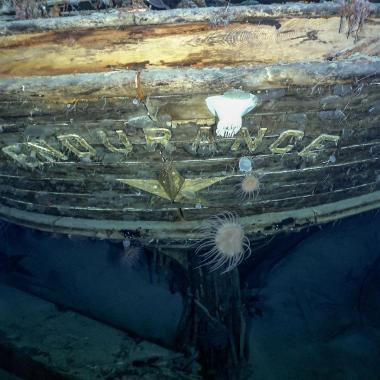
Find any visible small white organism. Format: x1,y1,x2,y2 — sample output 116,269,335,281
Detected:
206,89,258,138
239,156,252,173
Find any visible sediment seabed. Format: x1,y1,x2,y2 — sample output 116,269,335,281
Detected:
0,284,198,380
0,225,185,346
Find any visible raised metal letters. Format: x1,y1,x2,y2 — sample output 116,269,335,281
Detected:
231,127,267,152
191,127,217,155
57,134,96,158
2,141,67,169
97,130,132,156
299,134,340,159
143,128,174,153
270,130,304,154
1,126,340,169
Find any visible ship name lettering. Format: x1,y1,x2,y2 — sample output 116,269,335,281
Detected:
231,127,267,153
2,141,68,169
299,134,340,159
98,130,132,156
269,130,305,154
57,134,96,158
191,127,217,155
143,128,174,153
1,128,340,168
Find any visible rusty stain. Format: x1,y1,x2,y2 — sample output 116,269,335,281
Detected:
135,70,145,101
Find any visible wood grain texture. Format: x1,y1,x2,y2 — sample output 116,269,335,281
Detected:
0,3,379,77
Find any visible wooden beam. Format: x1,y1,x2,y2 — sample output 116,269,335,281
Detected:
1,61,380,101
2,3,380,33
0,189,379,244
0,3,379,78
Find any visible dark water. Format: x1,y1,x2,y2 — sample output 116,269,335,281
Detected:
244,211,380,380
1,210,380,379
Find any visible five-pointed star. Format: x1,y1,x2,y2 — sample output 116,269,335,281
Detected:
117,175,229,202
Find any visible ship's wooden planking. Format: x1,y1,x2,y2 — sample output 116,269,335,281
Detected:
0,3,380,76
0,3,380,246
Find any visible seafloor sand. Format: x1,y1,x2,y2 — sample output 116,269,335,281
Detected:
1,226,185,346
0,284,198,379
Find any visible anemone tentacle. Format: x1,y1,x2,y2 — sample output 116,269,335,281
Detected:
194,212,251,273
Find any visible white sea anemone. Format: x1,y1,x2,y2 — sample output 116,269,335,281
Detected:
206,90,258,138
195,212,251,273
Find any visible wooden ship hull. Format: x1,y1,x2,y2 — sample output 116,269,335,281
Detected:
1,2,380,250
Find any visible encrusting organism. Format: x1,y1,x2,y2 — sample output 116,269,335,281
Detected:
239,174,261,201
195,212,251,273
238,156,252,173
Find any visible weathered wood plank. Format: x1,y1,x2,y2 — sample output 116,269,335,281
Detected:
0,154,378,222
1,81,379,126
1,188,380,244
1,61,380,102
0,181,375,223
1,8,380,78
0,164,376,216
1,3,355,34
183,182,380,221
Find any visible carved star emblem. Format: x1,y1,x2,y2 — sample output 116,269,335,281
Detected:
117,165,229,202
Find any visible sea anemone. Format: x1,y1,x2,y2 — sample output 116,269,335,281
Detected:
206,90,258,138
239,174,261,200
195,212,251,273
